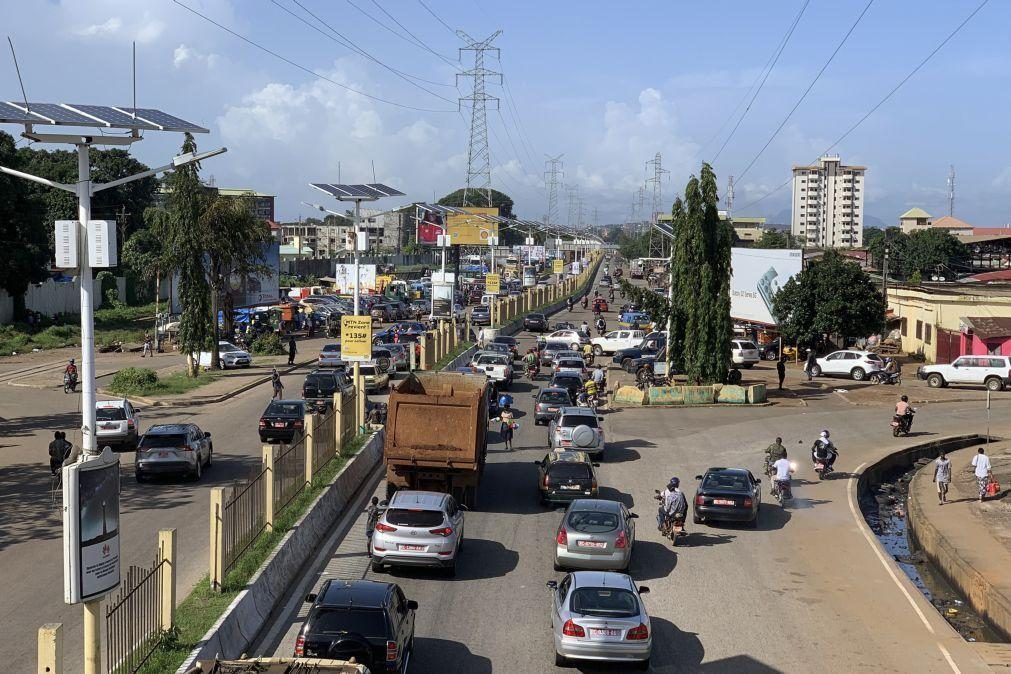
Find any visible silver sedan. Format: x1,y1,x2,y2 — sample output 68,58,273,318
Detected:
546,571,652,669
554,499,637,571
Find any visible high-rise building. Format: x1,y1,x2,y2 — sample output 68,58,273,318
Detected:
791,155,865,248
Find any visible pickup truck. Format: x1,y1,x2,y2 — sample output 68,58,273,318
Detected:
470,351,513,389
612,332,667,370
591,329,646,356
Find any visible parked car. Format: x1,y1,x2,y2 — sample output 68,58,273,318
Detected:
730,339,760,368
370,303,394,323
197,341,252,369
372,347,403,373
524,312,549,332
471,352,513,388
549,407,605,455
383,343,410,371
812,349,884,381
471,305,491,326
547,329,589,351
918,355,1011,391
370,490,465,576
546,571,652,669
135,423,212,482
302,368,353,413
592,330,646,356
318,343,344,368
492,335,520,360
693,467,761,526
259,399,307,443
360,363,390,393
554,499,637,571
758,337,784,361
618,312,650,328
534,387,573,425
536,451,599,505
296,579,417,672
94,399,141,451
550,372,584,401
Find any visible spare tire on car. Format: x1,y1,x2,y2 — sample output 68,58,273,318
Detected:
571,425,596,448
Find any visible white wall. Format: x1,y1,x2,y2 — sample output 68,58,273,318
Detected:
0,276,126,324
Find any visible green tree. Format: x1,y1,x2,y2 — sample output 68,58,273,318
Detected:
0,132,50,318
438,188,514,218
864,226,907,270
121,215,166,304
772,250,885,347
754,229,789,249
901,228,965,279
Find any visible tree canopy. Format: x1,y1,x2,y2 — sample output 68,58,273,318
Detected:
438,188,514,219
0,132,50,316
864,226,965,280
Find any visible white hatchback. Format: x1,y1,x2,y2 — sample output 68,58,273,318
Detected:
813,350,884,381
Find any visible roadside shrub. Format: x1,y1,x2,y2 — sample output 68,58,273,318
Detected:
109,367,159,395
250,332,285,356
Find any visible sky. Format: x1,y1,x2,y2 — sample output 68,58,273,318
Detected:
2,0,1009,229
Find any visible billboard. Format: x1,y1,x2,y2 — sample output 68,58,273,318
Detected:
730,248,803,325
63,449,121,603
416,208,444,245
227,241,280,308
485,273,501,294
431,270,455,319
333,263,377,295
447,207,499,246
341,316,373,361
514,245,546,262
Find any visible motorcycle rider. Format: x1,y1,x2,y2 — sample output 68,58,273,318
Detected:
582,341,594,365
811,429,838,471
595,316,606,336
764,437,787,477
883,357,901,384
591,364,605,388
522,348,539,377
657,477,688,531
581,295,589,310
567,297,574,312
894,395,913,432
64,359,78,380
580,320,590,336
772,452,795,498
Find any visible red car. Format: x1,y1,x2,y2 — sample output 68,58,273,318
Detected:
592,298,609,313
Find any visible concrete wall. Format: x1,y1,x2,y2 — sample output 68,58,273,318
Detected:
0,276,126,323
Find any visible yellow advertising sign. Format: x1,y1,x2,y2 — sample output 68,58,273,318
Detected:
485,273,501,294
552,259,564,274
446,207,499,246
340,315,373,361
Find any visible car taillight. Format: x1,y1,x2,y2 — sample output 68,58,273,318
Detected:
626,623,649,640
259,418,267,428
429,527,453,537
695,494,704,506
555,365,560,371
591,478,597,490
615,530,628,549
127,420,135,428
562,619,585,637
374,522,397,532
743,498,753,508
294,635,305,657
556,529,568,545
386,640,398,661
181,445,193,452
543,474,551,488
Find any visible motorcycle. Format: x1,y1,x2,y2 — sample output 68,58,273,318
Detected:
597,325,606,337
870,371,901,385
812,446,836,480
653,490,686,545
771,478,793,503
891,409,915,437
525,362,540,380
63,372,77,394
576,389,598,413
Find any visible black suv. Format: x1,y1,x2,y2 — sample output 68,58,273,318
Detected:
296,579,417,673
302,367,354,413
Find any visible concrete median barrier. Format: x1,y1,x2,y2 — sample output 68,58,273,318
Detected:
646,386,684,405
683,385,716,405
614,385,647,406
716,384,747,404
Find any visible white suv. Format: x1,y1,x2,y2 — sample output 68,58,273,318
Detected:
371,490,465,577
812,350,884,381
731,340,760,368
918,355,1011,391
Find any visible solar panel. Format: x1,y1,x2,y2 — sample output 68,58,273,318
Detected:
113,107,208,133
0,102,37,124
0,100,208,133
366,183,405,197
332,184,383,198
310,183,344,197
66,105,159,130
21,103,96,126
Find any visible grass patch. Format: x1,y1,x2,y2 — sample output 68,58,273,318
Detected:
107,367,217,398
0,302,157,357
435,341,474,370
137,434,369,674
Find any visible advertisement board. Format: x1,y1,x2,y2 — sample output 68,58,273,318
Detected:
63,449,121,604
514,244,546,262
485,273,501,294
340,315,373,361
416,208,444,245
447,207,499,246
333,263,377,295
227,241,280,308
431,270,455,319
730,248,803,325
571,261,582,275
522,265,537,288
552,259,564,274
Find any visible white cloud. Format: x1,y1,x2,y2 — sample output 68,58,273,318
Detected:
173,44,219,70
75,17,122,37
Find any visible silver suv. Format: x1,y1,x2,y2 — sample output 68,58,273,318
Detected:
371,490,466,577
135,423,213,482
549,407,605,456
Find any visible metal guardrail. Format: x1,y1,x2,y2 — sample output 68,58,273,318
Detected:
105,557,166,674
221,472,267,579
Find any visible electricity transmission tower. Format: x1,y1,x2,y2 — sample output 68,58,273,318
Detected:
544,154,564,226
456,30,502,208
566,185,580,227
645,153,669,257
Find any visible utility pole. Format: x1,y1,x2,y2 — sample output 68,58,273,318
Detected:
947,165,955,217
645,153,669,258
637,187,646,234
456,30,502,208
544,154,564,226
882,244,890,334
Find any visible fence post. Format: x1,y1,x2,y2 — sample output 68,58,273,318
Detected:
209,487,225,591
303,413,316,485
408,343,416,371
356,369,366,433
442,321,450,355
159,528,176,632
37,623,62,674
418,334,428,370
332,392,343,451
262,445,275,532
466,315,472,343
451,317,458,349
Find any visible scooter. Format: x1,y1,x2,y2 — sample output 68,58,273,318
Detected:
891,409,915,437
63,372,77,394
870,371,901,385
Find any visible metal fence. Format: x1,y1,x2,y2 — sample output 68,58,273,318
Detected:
220,471,267,579
337,390,358,451
313,409,338,474
105,556,166,674
274,436,307,514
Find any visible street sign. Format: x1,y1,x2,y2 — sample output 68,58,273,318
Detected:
552,259,564,274
63,448,121,604
341,315,373,361
486,273,501,294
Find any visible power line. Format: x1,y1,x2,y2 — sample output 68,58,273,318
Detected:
366,0,460,66
416,0,459,38
735,0,875,182
711,0,810,164
172,0,455,112
501,74,541,169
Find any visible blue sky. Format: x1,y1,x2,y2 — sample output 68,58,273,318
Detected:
3,1,1007,228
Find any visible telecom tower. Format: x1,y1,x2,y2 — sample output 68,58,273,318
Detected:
544,154,564,226
456,30,502,208
947,165,955,216
645,152,669,257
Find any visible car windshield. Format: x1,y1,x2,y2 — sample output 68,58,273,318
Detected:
478,355,509,366
539,391,570,404
218,343,240,353
140,433,187,448
544,343,565,353
570,588,639,618
557,360,584,369
702,472,749,491
305,373,334,388
568,510,618,533
96,407,126,421
266,402,303,416
548,463,592,480
311,608,389,637
360,366,378,376
553,375,581,387
866,354,883,362
738,341,757,350
559,415,598,428
386,508,444,527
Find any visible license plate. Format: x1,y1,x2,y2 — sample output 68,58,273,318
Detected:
560,485,579,490
273,422,286,428
714,498,735,506
398,544,425,551
589,628,620,637
100,423,116,429
577,541,606,548
547,407,558,412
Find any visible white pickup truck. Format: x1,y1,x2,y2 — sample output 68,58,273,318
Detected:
590,329,646,356
471,351,514,389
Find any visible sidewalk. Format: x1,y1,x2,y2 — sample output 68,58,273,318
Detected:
909,442,1011,641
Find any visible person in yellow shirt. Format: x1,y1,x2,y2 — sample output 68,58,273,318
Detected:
582,342,593,365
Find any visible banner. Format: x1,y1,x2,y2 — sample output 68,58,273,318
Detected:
416,208,443,245
333,263,377,295
514,244,546,262
485,273,501,294
431,270,455,319
63,449,121,603
552,259,564,274
341,316,373,361
447,207,499,246
730,248,803,325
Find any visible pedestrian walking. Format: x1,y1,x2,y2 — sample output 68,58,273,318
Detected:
48,431,71,475
804,349,818,382
499,404,515,451
776,356,787,390
365,496,381,557
971,446,992,502
933,451,952,505
287,336,297,365
271,367,284,400
142,332,152,357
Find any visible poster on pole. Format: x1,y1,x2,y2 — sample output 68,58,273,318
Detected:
340,316,373,361
571,261,582,275
333,264,377,295
730,248,802,325
552,259,564,275
485,273,501,295
63,449,121,604
431,270,455,319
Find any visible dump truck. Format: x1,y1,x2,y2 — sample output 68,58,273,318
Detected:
384,371,489,508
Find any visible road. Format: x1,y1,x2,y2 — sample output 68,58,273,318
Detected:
258,280,1002,673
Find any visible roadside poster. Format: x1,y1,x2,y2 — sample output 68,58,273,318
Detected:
485,273,501,294
552,259,564,274
333,264,377,295
63,449,121,604
341,316,373,361
431,270,455,319
446,207,499,245
730,248,802,325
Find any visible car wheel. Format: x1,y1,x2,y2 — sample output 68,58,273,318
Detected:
593,345,603,356
553,559,564,572
851,367,866,381
620,357,632,369
634,656,651,671
192,459,202,481
371,559,385,574
205,445,213,467
986,377,1004,392
135,471,145,483
765,351,779,361
555,652,568,667
218,358,226,370
570,343,580,351
810,364,822,377
692,511,702,525
927,373,944,388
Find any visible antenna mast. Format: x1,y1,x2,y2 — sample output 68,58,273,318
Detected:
645,152,669,257
947,165,955,217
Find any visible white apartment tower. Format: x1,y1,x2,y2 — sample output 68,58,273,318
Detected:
791,155,866,248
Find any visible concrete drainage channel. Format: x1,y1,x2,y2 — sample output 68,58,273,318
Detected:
858,434,1003,643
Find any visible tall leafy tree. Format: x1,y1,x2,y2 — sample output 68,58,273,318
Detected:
902,228,965,279
121,210,166,305
0,132,50,318
753,229,789,249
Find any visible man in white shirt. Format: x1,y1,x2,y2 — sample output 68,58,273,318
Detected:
772,452,794,501
933,451,952,505
972,447,992,502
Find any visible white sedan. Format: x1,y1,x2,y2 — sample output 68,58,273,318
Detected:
591,330,646,356
812,350,884,381
547,329,589,350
